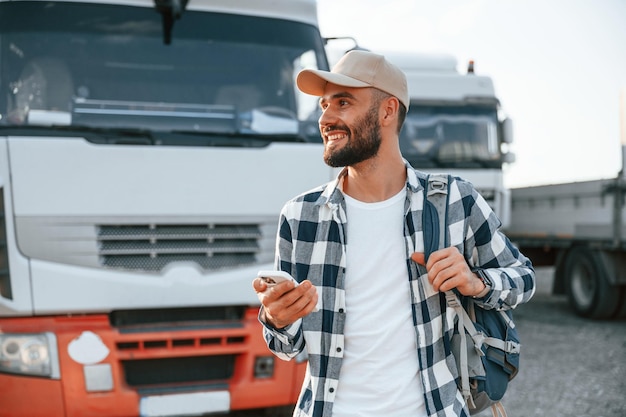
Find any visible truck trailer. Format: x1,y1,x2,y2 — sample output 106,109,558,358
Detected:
506,93,626,320
0,0,334,416
506,176,626,319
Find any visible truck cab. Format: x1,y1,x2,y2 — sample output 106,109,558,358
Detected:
0,1,332,416
386,52,514,227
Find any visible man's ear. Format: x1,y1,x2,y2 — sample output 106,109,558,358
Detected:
380,96,400,127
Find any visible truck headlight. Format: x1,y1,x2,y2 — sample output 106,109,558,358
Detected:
0,332,60,378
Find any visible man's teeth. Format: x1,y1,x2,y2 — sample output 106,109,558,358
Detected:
327,133,346,140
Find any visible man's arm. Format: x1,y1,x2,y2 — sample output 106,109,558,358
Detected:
412,179,535,310
252,211,316,359
461,185,535,309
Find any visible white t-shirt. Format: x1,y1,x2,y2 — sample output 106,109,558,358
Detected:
332,188,427,417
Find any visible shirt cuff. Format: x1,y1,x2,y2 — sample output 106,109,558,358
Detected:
258,307,302,343
472,269,493,300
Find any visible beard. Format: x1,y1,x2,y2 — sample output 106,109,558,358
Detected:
323,104,382,168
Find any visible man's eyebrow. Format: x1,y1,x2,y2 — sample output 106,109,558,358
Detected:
319,91,357,106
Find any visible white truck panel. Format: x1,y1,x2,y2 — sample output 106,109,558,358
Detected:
508,179,621,239
6,137,332,314
9,137,328,217
29,259,266,314
0,141,35,316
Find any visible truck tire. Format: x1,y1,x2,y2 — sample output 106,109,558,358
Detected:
614,290,626,319
564,246,621,319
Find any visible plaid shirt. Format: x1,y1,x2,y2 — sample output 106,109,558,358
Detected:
261,162,535,417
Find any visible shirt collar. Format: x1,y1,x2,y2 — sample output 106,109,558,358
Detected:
315,159,424,207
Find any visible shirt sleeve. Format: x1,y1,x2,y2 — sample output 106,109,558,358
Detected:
463,182,536,310
258,208,306,360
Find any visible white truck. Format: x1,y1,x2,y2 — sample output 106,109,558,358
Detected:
387,51,626,319
0,0,333,416
506,177,626,320
505,94,626,320
383,51,515,227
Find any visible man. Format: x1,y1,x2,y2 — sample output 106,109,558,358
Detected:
252,50,535,417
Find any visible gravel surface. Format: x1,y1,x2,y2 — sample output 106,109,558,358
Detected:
475,267,626,417
239,267,626,417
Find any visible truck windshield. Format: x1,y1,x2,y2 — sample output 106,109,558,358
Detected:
0,2,327,142
400,105,502,169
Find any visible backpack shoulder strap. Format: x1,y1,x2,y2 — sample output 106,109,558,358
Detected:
424,175,518,415
423,173,478,408
422,173,450,261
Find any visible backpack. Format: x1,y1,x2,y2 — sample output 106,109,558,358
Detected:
422,174,521,417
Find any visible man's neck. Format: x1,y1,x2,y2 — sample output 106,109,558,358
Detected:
343,156,406,203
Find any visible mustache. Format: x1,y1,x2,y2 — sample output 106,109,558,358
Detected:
323,124,350,134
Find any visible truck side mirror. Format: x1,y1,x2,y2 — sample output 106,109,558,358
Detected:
502,117,514,144
502,152,516,164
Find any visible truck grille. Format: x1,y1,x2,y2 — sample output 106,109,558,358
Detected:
98,224,261,271
110,306,246,329
111,307,243,389
122,355,236,388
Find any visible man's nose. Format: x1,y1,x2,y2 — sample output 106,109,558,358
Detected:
318,107,336,130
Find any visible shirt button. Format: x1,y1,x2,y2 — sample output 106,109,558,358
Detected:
339,308,344,313
329,388,335,393
336,347,342,353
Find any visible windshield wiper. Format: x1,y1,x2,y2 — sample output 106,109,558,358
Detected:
437,156,501,169
169,130,308,146
0,124,308,146
0,124,153,144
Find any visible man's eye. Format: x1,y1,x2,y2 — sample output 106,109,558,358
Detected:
339,100,349,106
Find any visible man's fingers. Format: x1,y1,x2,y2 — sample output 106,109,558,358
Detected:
411,252,426,266
437,274,461,292
412,249,457,268
252,277,268,292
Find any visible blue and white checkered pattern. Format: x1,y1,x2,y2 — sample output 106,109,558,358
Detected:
261,162,535,417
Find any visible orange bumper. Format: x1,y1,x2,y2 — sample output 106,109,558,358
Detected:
0,308,305,417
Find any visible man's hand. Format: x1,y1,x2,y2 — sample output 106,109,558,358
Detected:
411,247,487,297
252,277,318,329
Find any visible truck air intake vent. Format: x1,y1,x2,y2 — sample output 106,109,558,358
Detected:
122,354,235,387
110,306,246,329
97,224,261,272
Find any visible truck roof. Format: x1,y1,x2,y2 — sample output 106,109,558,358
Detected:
384,51,498,104
3,0,320,26
384,51,459,73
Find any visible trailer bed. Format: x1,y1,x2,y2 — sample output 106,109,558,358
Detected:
507,178,625,244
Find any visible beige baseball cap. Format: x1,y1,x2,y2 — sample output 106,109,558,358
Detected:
296,50,409,109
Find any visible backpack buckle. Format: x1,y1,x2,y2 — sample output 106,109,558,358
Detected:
505,341,521,354
445,291,460,308
427,175,449,197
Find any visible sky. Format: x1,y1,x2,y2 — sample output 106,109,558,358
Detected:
316,0,626,188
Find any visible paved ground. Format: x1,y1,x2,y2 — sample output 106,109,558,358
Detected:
475,267,626,417
243,267,626,417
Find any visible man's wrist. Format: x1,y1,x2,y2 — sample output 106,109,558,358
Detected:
260,308,287,330
473,271,491,298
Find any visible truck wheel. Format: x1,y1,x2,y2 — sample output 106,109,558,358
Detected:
613,289,626,319
564,246,620,319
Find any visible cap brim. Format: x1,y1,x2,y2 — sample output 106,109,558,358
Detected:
297,69,371,97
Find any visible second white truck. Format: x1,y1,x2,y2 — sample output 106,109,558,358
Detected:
384,51,515,227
